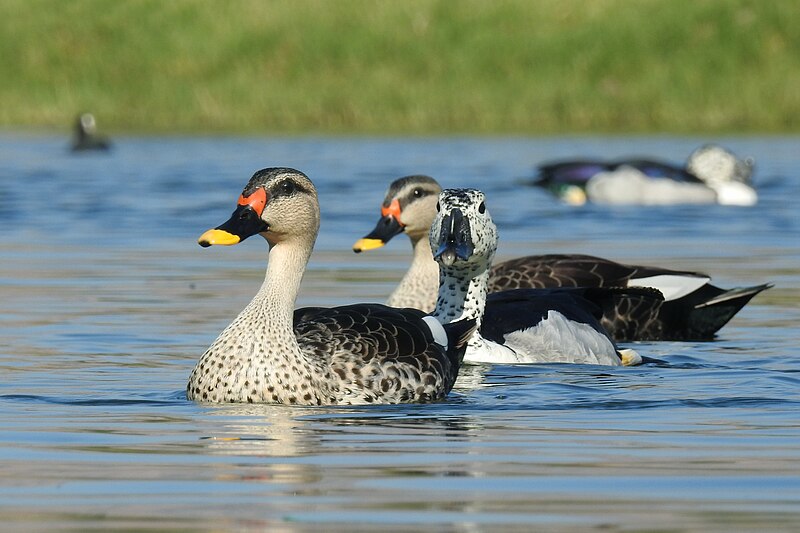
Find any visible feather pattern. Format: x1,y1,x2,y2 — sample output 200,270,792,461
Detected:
188,167,473,405
429,188,624,366
530,144,757,206
354,175,770,341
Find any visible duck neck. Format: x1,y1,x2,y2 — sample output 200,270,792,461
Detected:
387,234,440,312
432,263,490,329
260,239,310,311
235,238,313,361
189,235,325,404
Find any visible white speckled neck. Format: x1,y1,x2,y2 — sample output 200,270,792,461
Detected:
432,264,490,329
433,265,521,362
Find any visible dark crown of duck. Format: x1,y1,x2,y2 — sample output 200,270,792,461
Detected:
198,167,318,248
353,175,441,252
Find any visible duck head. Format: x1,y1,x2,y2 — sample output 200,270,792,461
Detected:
75,113,98,140
353,175,441,252
687,144,754,187
429,188,497,272
198,167,320,249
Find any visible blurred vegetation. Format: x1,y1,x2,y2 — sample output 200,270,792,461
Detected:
1,0,798,134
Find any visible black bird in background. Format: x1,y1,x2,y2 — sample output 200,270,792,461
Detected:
71,113,111,152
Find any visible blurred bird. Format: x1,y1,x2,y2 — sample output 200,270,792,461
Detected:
71,113,111,152
531,144,756,206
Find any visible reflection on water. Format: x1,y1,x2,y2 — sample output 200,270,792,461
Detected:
1,134,799,530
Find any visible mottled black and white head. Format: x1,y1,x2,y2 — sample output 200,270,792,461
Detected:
353,175,442,252
198,167,320,249
687,144,754,187
429,188,497,273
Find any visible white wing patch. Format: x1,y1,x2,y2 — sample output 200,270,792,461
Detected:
422,316,448,349
630,274,710,301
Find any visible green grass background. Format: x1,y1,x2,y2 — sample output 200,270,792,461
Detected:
1,0,798,134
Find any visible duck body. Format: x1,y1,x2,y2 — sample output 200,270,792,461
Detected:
188,168,473,405
478,288,642,365
490,254,771,341
190,301,470,405
532,144,757,206
71,113,111,152
354,175,770,341
429,188,630,367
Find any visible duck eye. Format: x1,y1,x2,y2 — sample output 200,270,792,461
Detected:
280,181,295,194
478,202,486,214
413,188,422,197
435,201,441,212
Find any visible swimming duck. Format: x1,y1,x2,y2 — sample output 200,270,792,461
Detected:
353,175,771,341
71,113,111,152
531,144,757,206
187,167,475,405
429,188,635,366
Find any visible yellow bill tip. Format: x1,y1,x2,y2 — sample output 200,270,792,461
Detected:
562,186,587,206
352,238,385,253
198,229,241,247
619,348,643,367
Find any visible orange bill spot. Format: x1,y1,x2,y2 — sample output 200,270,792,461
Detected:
237,187,268,216
380,198,402,224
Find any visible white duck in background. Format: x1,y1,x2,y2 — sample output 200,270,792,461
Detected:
428,188,639,366
353,175,770,341
531,144,757,206
188,167,474,405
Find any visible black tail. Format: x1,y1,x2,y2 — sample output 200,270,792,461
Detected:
443,318,477,369
662,283,772,340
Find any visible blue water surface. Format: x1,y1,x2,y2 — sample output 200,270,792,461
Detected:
0,134,798,531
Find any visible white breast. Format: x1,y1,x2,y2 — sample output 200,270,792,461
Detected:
587,167,717,205
464,310,621,366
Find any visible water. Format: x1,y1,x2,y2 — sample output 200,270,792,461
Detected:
1,134,798,531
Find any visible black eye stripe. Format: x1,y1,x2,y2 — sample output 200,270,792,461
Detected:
271,179,307,198
407,187,433,202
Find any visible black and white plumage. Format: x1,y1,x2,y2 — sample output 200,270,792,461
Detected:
429,188,634,366
353,175,770,341
490,254,771,341
71,113,111,152
530,144,757,206
187,167,474,405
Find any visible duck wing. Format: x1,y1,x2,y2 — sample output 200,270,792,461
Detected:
481,288,611,344
487,255,698,341
293,304,471,403
487,254,769,341
611,159,701,183
533,160,612,187
489,254,644,290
